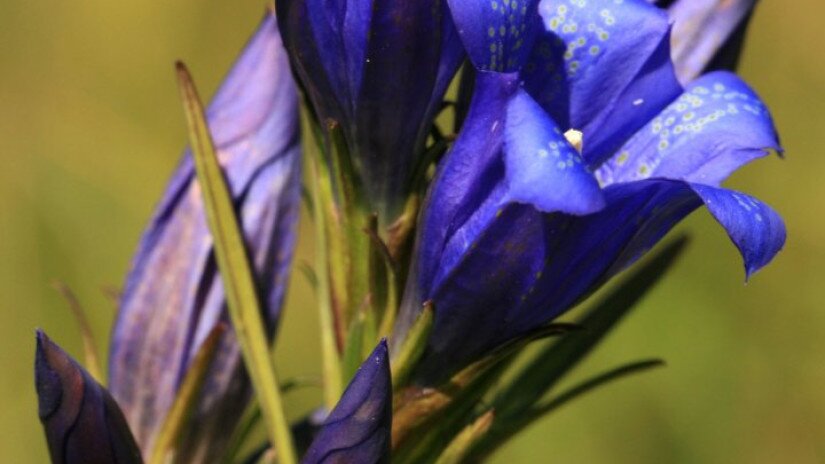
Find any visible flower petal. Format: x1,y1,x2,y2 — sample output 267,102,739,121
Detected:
416,73,603,296
447,0,541,72
597,72,780,186
690,184,785,277
503,88,604,214
108,13,301,461
525,0,681,166
36,331,142,464
665,0,757,83
303,340,391,464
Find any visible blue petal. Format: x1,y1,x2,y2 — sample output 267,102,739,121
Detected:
416,73,603,296
665,0,757,83
416,71,519,294
690,184,785,278
447,0,541,72
503,88,604,214
597,72,781,186
108,13,301,460
412,178,783,383
303,340,391,464
524,0,681,166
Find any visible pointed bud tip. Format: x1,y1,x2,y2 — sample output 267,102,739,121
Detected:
34,329,63,420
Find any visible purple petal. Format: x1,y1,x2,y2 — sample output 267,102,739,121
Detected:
597,72,781,186
690,184,785,277
525,0,682,166
303,340,391,464
665,0,758,83
416,72,603,298
108,12,301,461
447,0,542,72
503,88,604,214
36,330,142,464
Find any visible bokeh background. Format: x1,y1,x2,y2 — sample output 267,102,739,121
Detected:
1,1,822,462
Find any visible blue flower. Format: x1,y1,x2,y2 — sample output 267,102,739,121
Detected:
303,340,391,464
655,0,759,83
107,12,301,461
277,0,464,221
398,0,784,383
35,330,142,464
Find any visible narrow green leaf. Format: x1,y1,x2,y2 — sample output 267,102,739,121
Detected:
469,359,665,461
532,359,665,416
149,325,225,464
175,62,297,464
391,303,434,390
434,410,495,464
51,281,103,383
492,236,689,419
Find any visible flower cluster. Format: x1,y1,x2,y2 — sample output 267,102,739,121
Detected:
33,0,783,463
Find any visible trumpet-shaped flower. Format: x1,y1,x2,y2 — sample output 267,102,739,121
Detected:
107,12,301,461
277,0,464,221
399,0,784,383
35,330,142,464
303,340,391,464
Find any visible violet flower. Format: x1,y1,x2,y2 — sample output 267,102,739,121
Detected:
398,0,784,383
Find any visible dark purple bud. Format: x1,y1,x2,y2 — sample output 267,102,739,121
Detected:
35,330,142,464
107,11,301,461
277,0,464,222
303,340,391,464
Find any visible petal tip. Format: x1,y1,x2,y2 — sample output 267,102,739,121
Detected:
34,330,63,420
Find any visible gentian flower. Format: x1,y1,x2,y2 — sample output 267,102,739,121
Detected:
654,0,759,83
35,330,142,464
276,0,464,222
398,0,784,384
303,340,391,464
107,12,301,461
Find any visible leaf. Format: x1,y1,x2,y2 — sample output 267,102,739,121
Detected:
434,410,495,464
468,359,665,460
175,62,297,464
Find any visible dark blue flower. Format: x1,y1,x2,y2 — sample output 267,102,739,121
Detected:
277,0,464,221
35,330,143,464
303,340,391,464
107,12,301,461
399,0,784,383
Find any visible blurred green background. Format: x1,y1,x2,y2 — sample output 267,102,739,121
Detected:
1,1,822,462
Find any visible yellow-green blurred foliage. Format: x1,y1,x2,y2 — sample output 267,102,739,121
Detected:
1,2,822,462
